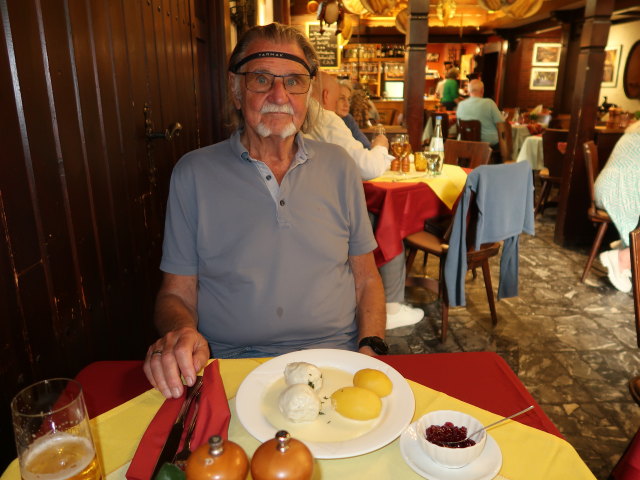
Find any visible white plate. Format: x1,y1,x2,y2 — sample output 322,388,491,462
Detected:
400,422,502,480
235,349,415,459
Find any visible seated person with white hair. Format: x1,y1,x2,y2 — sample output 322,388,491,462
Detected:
336,81,371,149
456,79,503,147
306,71,424,329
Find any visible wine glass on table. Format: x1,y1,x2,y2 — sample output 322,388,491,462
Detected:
11,378,104,480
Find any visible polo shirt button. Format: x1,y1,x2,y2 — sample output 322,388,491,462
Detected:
279,200,285,206
266,175,272,180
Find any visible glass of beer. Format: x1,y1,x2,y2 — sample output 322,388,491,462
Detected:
11,378,103,480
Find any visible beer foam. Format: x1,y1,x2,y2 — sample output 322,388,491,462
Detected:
21,433,95,480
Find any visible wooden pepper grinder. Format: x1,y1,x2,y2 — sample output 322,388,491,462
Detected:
185,435,249,480
250,431,314,480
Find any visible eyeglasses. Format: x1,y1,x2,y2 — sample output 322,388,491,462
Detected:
236,71,312,94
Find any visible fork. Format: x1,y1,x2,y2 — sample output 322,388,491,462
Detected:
173,389,202,468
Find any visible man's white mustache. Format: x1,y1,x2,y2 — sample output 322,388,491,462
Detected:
260,103,294,114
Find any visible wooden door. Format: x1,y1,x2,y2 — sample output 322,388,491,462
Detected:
0,0,227,465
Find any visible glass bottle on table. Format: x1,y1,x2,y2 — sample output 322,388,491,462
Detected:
428,117,445,176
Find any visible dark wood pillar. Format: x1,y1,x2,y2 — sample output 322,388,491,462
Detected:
405,0,429,152
551,19,571,115
554,0,613,246
273,0,291,25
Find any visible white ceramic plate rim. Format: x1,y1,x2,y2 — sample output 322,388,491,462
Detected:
399,421,503,480
235,349,415,459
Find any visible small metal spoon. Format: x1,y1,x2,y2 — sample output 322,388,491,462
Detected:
444,405,535,446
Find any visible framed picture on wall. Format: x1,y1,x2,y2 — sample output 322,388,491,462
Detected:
602,45,622,88
532,43,561,66
529,68,558,90
426,53,440,62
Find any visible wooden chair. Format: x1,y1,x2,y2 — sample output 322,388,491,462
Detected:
496,122,513,163
405,163,533,341
580,140,612,282
444,140,492,169
502,108,517,123
405,196,501,342
549,114,571,129
632,227,640,348
458,119,481,141
534,129,568,216
376,107,397,126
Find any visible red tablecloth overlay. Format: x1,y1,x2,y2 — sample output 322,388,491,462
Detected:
75,352,560,438
364,182,454,267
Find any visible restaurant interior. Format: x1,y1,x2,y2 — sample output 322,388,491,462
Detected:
1,0,640,478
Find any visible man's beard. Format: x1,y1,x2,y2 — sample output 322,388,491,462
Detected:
256,102,298,139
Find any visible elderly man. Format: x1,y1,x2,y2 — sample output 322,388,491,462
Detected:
144,23,387,399
309,71,424,330
456,79,503,146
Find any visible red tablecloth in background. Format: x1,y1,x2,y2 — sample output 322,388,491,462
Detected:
75,352,561,438
364,182,453,267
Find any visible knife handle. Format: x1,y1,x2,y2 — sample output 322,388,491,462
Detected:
176,376,204,426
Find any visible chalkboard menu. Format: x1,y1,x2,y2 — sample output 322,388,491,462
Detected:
307,23,339,68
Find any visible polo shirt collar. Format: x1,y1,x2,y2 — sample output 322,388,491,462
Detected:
229,129,313,166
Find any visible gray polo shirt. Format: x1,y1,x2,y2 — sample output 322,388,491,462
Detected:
160,131,377,358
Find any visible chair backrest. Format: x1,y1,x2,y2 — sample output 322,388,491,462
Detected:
444,139,492,169
376,107,397,126
502,108,517,123
458,119,481,141
582,140,599,210
630,227,640,348
496,122,513,162
549,114,571,129
541,128,568,179
427,111,450,140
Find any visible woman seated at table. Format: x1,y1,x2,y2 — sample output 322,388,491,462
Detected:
337,81,371,149
595,120,640,292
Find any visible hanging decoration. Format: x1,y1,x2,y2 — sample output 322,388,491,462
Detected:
342,0,369,15
316,0,346,34
436,0,456,26
359,0,396,17
476,0,544,19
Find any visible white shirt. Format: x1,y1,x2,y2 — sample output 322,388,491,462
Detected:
304,100,392,181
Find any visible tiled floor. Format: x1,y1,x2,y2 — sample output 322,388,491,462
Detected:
387,211,640,480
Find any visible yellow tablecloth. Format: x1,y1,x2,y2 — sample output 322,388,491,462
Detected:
369,164,468,210
2,358,595,480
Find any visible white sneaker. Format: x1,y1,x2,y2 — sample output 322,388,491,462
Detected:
599,250,632,293
386,303,424,329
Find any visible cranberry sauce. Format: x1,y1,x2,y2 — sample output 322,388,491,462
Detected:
425,421,476,448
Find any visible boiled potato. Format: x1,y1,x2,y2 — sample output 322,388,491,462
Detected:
353,369,393,397
331,386,382,420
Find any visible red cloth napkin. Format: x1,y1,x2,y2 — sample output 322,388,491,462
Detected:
126,360,230,480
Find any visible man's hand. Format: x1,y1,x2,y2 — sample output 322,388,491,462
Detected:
371,134,389,149
143,326,210,399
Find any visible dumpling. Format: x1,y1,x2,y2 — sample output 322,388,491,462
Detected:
284,362,323,391
278,384,321,422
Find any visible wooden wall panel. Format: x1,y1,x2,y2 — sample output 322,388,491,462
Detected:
501,33,562,110
0,0,228,467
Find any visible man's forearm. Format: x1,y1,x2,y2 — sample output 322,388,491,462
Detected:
154,292,198,335
350,253,387,340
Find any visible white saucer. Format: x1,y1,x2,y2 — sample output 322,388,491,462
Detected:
400,421,503,480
